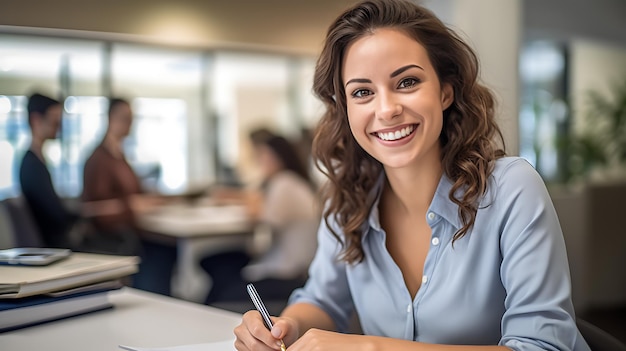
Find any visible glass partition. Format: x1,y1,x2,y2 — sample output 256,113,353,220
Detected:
0,35,104,198
109,44,205,194
0,34,320,200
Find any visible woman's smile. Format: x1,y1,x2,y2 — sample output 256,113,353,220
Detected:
372,123,418,144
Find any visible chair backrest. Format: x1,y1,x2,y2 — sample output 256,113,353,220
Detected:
0,200,16,249
577,317,626,351
2,196,44,247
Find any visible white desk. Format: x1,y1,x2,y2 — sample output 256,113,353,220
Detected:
0,288,242,351
137,203,255,302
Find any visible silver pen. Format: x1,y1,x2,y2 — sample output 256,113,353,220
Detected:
246,283,287,351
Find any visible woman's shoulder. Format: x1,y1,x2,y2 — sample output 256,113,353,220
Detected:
487,156,549,201
492,156,540,182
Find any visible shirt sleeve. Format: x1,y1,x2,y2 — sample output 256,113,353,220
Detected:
496,160,583,350
288,216,355,333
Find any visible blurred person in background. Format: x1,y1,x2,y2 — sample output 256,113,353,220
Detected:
19,93,80,248
82,98,143,255
82,97,176,295
200,130,320,306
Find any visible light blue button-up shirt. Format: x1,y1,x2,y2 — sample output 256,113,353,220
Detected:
289,157,590,350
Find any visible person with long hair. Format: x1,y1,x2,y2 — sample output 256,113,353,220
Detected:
200,130,319,306
234,0,590,350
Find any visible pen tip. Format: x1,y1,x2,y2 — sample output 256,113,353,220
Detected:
280,341,286,351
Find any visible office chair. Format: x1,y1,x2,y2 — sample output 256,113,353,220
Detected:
2,196,44,247
577,317,626,351
0,200,16,249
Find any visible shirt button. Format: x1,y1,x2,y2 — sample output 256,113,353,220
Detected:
406,304,412,313
427,212,435,220
422,275,428,284
431,237,440,246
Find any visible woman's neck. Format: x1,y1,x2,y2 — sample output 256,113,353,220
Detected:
383,160,443,217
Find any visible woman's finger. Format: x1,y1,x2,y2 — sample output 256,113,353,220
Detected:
234,311,283,350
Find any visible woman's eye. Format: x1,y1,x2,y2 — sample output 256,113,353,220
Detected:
398,77,419,89
352,89,372,98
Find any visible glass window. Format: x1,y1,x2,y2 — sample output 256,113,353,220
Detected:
129,97,187,194
212,52,292,184
519,41,569,182
0,34,104,198
0,95,28,199
111,44,205,193
0,33,320,200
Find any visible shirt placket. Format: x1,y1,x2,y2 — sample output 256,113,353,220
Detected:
373,226,416,340
409,210,444,340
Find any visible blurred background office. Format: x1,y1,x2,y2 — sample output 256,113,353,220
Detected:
0,0,624,340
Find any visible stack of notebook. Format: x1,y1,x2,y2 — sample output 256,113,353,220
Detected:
0,249,140,332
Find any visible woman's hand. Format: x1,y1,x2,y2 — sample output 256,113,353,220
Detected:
234,310,299,351
286,329,374,351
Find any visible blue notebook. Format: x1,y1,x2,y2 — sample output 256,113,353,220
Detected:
0,281,120,332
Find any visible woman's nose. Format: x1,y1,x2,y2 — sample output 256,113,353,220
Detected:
375,91,402,121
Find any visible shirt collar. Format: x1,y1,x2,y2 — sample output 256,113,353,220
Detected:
430,174,463,230
365,172,463,234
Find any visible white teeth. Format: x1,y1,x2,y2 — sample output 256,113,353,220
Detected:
376,125,415,141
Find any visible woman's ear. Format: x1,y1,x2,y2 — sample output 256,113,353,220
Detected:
441,83,454,111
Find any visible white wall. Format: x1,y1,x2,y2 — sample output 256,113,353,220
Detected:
569,40,626,134
424,0,521,155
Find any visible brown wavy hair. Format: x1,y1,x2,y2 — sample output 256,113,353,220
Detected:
312,0,505,264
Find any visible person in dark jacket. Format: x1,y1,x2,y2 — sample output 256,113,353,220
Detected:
19,93,78,248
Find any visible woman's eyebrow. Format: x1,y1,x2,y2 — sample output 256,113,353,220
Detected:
345,78,372,87
390,64,423,78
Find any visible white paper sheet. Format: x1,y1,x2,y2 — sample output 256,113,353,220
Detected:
119,339,235,351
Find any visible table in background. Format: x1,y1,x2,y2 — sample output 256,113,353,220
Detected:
137,202,256,302
0,287,242,351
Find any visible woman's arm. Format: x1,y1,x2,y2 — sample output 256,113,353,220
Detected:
280,302,337,338
274,303,510,351
287,331,511,351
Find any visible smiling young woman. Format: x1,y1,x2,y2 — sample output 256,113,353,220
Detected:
343,28,453,172
233,1,591,350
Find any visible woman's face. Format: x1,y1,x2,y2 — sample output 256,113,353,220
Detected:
342,28,453,171
256,144,283,178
